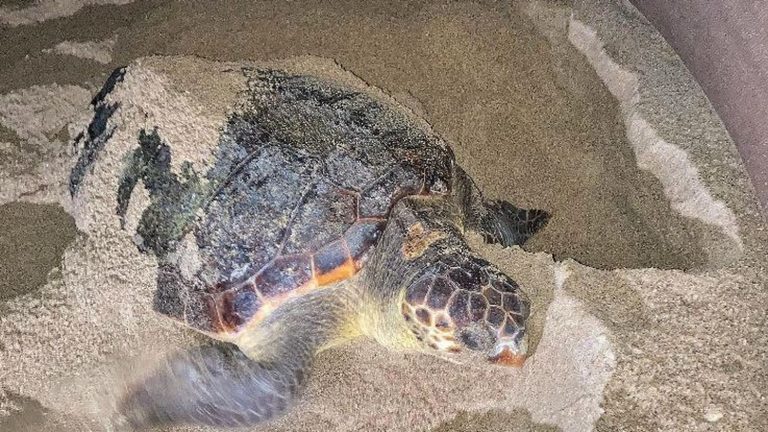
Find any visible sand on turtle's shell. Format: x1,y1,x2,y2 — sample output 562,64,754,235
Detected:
1,1,766,431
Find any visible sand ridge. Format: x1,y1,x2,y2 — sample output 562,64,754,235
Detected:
0,1,766,431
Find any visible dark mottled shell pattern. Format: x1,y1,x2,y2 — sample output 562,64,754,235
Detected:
137,69,455,335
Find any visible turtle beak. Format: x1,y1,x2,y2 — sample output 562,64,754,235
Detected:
488,333,528,368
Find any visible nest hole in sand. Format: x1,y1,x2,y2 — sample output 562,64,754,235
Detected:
418,9,710,271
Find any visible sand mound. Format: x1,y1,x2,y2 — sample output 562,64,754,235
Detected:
1,1,766,431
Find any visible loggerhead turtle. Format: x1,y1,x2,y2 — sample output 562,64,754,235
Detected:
99,66,551,428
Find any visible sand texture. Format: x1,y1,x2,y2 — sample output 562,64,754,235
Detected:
1,1,767,431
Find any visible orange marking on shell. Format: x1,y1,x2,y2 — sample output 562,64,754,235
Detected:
314,258,357,286
342,238,366,272
212,248,363,342
215,235,375,343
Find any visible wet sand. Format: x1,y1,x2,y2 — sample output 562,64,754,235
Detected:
1,1,766,431
0,203,77,301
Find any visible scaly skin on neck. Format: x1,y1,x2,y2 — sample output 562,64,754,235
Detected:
332,285,422,352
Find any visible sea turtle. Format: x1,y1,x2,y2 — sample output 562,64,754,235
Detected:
95,66,550,428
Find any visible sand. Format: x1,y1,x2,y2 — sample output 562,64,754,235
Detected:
0,203,77,301
0,1,766,431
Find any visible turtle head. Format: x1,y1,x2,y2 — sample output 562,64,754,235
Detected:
400,261,531,367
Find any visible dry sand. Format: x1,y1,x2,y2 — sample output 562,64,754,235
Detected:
0,1,766,431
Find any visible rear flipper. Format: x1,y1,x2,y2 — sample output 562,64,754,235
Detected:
475,200,550,247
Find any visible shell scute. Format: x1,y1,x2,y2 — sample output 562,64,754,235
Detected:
344,221,384,262
255,255,313,298
219,284,261,331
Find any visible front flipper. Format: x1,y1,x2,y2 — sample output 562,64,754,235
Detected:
116,287,350,429
117,344,304,428
452,165,550,247
476,200,550,247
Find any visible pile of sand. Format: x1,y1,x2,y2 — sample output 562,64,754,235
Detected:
1,1,766,431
